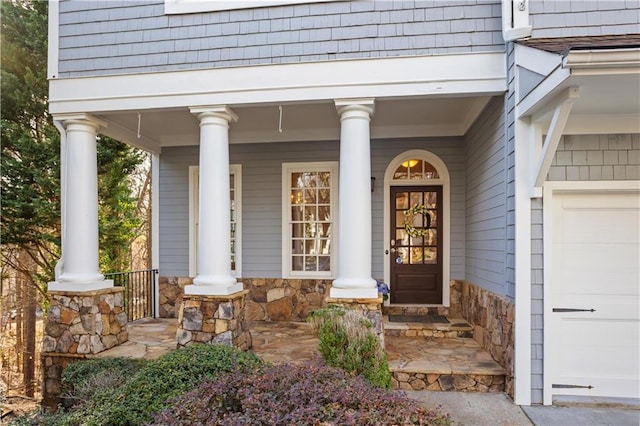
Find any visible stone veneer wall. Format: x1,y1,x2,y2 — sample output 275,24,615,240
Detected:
460,281,515,398
42,287,128,408
159,277,332,321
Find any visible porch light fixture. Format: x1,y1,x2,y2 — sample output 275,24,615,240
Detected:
371,176,376,192
401,159,419,168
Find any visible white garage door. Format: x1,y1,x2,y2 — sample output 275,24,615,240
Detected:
549,190,640,401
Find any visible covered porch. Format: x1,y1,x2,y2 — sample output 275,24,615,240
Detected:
93,316,507,393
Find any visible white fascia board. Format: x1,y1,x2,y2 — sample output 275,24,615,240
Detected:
49,53,506,114
48,0,60,80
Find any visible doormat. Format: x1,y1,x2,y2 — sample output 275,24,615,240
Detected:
388,315,449,324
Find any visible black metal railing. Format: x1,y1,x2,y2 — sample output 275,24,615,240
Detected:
105,269,158,321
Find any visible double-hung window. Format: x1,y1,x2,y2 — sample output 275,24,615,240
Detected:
189,164,242,277
282,162,338,278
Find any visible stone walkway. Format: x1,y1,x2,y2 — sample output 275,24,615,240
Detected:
92,317,177,360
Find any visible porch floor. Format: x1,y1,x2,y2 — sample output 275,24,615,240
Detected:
97,318,506,392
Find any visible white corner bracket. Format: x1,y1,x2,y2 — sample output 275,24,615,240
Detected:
530,87,580,197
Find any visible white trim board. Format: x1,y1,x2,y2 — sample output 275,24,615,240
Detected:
49,53,506,114
47,0,60,80
542,180,640,405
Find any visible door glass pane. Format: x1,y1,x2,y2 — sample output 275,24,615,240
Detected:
410,235,423,246
397,247,408,264
425,192,437,208
395,211,406,226
410,247,423,264
410,160,423,180
428,210,437,227
394,164,408,179
424,162,439,179
425,248,437,263
427,229,437,245
396,192,409,209
396,229,409,245
410,192,423,207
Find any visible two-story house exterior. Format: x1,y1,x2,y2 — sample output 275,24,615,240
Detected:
46,0,639,405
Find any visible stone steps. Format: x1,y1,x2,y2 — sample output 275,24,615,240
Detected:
383,315,474,338
383,311,506,393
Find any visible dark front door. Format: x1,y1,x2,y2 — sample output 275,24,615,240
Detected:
390,186,443,304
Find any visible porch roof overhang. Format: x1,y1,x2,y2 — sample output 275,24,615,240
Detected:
514,44,640,197
48,52,506,153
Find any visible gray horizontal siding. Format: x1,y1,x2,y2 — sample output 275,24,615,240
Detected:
159,137,467,280
57,0,504,77
529,0,640,38
463,96,508,298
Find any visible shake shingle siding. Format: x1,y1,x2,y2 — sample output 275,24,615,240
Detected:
57,0,504,77
529,0,639,38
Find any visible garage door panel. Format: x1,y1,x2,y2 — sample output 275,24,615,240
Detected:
561,209,640,244
550,189,640,401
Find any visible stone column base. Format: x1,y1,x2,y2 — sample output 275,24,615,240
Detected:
326,292,385,348
176,290,252,351
42,286,128,410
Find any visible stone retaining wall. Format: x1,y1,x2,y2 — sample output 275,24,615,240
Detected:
392,371,505,392
325,294,385,347
160,277,332,321
461,281,515,398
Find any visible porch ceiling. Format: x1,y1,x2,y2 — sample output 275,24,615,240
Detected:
96,95,493,152
518,48,640,135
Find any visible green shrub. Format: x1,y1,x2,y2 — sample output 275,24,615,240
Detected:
61,357,144,409
82,343,262,426
151,360,451,425
308,305,392,388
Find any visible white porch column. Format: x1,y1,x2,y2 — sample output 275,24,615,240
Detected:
49,114,112,292
331,99,377,299
186,106,242,295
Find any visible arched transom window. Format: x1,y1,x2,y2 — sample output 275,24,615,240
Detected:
393,159,439,181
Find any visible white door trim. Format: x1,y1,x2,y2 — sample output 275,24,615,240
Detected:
383,150,451,307
542,180,640,405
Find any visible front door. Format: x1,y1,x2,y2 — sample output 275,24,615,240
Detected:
390,186,443,304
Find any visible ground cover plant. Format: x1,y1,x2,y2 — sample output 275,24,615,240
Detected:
12,343,449,426
308,305,392,388
151,360,451,425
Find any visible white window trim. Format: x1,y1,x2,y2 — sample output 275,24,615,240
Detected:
165,0,334,14
383,150,451,307
189,164,242,278
282,161,338,279
502,0,532,41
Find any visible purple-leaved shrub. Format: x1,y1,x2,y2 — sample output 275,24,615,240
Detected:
150,360,451,426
